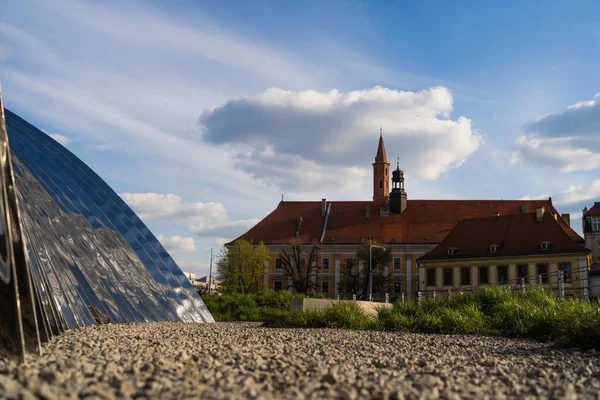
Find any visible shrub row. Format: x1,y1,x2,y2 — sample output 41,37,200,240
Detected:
202,288,600,349
290,287,600,349
202,290,296,322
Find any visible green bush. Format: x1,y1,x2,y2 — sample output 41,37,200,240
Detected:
204,288,600,350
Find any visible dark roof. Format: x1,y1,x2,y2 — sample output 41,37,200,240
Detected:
231,199,583,246
584,202,600,217
418,211,588,262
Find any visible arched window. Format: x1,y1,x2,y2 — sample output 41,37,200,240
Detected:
380,180,382,188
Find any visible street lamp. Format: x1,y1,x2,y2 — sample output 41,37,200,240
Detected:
368,236,387,302
208,248,215,295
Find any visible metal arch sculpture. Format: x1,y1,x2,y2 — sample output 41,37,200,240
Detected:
0,86,213,360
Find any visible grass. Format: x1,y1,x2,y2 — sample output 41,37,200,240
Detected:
203,287,600,350
202,290,298,322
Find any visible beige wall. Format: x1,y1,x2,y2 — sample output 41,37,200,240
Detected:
260,244,433,298
419,254,589,297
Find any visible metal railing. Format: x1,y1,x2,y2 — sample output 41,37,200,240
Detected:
328,265,600,304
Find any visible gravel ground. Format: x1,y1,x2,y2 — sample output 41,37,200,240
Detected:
1,322,599,399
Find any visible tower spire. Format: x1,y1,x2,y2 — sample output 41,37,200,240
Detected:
373,128,390,201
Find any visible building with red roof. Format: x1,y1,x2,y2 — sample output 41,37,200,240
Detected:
418,209,590,297
231,134,585,299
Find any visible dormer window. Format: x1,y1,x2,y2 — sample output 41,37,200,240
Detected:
489,244,499,254
447,247,457,256
540,241,551,250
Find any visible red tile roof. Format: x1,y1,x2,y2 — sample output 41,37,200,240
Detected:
418,211,588,262
584,202,600,217
232,199,583,246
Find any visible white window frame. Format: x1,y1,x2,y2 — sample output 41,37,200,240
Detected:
593,217,600,231
322,257,330,272
393,257,402,271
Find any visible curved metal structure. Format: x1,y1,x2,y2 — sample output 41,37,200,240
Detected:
0,88,213,359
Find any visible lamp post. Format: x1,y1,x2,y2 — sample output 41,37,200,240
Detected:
368,236,387,302
208,248,214,295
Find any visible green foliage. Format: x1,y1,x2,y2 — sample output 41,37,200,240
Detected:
202,290,292,322
204,287,600,350
216,239,270,294
289,303,373,329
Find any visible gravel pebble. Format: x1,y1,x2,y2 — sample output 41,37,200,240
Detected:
0,322,599,399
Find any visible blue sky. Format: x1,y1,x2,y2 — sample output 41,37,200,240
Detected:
1,0,600,277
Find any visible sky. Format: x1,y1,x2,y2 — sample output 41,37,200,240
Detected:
1,0,600,278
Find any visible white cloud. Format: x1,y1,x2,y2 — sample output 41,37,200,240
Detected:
157,235,197,252
120,192,260,239
0,44,10,60
520,179,600,207
519,193,551,201
200,86,481,187
94,144,111,151
512,92,600,172
553,180,600,206
177,260,209,277
215,238,228,247
48,133,70,146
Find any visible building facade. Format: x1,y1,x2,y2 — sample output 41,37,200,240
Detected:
230,134,584,300
418,209,590,297
583,203,600,268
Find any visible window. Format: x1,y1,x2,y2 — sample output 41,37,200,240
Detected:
537,263,548,284
460,267,470,286
274,281,283,292
489,244,499,254
593,217,600,231
447,247,457,256
498,265,508,283
479,266,489,285
517,264,527,280
321,281,329,295
275,258,282,269
443,268,453,287
380,180,383,188
559,262,572,283
345,257,353,271
393,281,402,294
540,241,550,250
393,257,402,271
426,268,436,287
322,257,330,272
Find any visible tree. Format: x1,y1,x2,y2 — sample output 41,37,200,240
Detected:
280,241,320,295
339,240,392,300
216,239,270,294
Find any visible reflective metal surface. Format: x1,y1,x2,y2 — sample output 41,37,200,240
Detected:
0,101,213,358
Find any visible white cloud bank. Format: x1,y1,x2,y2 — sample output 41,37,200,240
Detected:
200,86,481,190
512,92,600,172
48,133,70,146
157,235,197,252
521,179,600,206
120,192,259,239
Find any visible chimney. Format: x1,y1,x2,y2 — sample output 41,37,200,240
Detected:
535,206,544,222
295,216,303,237
520,203,526,214
365,205,370,217
321,199,326,217
561,213,570,227
595,201,600,208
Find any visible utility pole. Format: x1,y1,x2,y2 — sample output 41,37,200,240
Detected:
208,248,214,295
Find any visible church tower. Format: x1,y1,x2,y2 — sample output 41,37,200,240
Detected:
373,128,390,201
390,158,407,214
